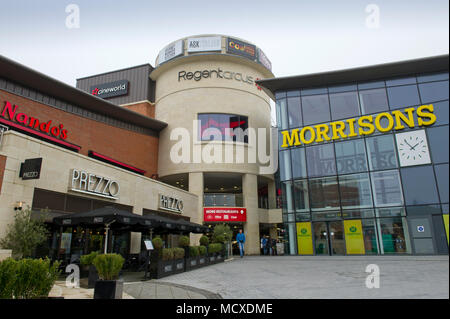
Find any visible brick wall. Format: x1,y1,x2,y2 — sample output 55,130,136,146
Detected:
122,101,155,118
0,90,159,177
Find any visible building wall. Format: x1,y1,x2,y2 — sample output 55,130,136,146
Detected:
0,90,159,177
0,131,199,251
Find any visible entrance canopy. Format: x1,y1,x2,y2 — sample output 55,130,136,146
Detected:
52,206,209,233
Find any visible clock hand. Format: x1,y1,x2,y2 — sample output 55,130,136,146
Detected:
403,139,414,148
410,143,420,150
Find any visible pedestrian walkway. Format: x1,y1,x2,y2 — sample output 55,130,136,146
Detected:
123,281,222,299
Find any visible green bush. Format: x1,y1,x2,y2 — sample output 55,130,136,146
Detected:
92,254,124,281
178,235,190,247
199,235,209,246
198,245,207,256
152,237,163,250
173,247,185,259
0,257,60,299
161,248,174,261
208,243,223,254
212,224,233,244
213,235,225,244
80,251,99,266
189,246,199,257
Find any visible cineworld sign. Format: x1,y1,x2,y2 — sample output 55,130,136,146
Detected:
90,80,129,99
70,169,120,200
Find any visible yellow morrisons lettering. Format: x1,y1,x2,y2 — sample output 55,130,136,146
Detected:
281,104,436,148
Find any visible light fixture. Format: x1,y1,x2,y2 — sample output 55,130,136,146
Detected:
14,201,24,211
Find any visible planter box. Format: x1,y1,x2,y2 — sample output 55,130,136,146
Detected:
173,259,185,275
186,256,200,271
94,280,123,299
150,259,175,279
87,265,99,289
198,255,208,267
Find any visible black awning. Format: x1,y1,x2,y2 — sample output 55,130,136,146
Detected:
143,213,209,233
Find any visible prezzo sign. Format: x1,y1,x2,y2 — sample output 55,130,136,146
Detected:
70,169,120,200
159,194,184,214
203,208,247,222
19,158,43,180
158,40,184,65
90,80,129,99
187,36,221,53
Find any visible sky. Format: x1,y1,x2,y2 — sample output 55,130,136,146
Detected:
0,0,448,87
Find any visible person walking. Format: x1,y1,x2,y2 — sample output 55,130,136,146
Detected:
262,236,268,255
236,229,246,258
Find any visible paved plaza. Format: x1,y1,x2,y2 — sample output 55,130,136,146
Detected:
124,255,449,299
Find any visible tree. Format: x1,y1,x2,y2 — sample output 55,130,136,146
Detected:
0,208,48,259
212,224,233,243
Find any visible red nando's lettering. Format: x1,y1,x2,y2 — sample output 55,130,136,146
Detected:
1,101,68,140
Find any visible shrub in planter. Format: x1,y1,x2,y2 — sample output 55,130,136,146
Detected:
80,251,99,267
172,248,185,274
198,245,207,256
152,237,163,250
0,257,60,299
173,248,185,259
92,254,124,299
80,251,99,287
199,235,209,246
189,246,199,258
198,246,208,266
161,248,174,261
178,236,190,247
213,235,225,244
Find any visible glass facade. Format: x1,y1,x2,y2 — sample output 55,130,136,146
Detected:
276,71,449,255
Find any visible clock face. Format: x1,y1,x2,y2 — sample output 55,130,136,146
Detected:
395,129,431,167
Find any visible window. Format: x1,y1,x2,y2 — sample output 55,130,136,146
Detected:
339,173,373,209
198,113,248,143
358,81,385,90
276,99,288,130
387,85,421,109
306,143,336,177
432,100,449,126
361,219,380,254
427,126,449,164
335,139,368,174
418,81,449,103
376,217,411,254
301,94,330,125
309,177,340,211
279,150,292,181
293,180,309,212
366,135,398,171
359,88,389,115
291,147,307,179
400,166,440,206
329,91,360,120
281,181,295,213
434,164,449,203
417,72,449,83
287,97,302,128
386,77,416,86
371,170,404,207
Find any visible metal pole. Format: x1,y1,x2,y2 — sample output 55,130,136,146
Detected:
104,226,109,254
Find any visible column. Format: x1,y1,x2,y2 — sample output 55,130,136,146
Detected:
189,172,204,245
242,173,260,255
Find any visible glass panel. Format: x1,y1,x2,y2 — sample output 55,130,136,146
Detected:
371,170,404,207
335,139,368,174
287,97,302,128
309,177,340,211
275,91,287,99
329,221,345,255
434,164,449,203
329,91,360,120
400,166,440,205
291,147,307,179
312,211,342,221
418,81,449,103
296,213,311,222
281,181,295,213
293,180,309,212
342,209,375,219
286,90,300,97
328,84,357,93
417,72,449,83
358,81,385,90
313,222,329,255
285,223,297,255
406,205,442,216
276,99,288,130
377,217,411,254
362,219,380,254
306,143,336,177
359,88,389,115
339,173,373,209
366,134,398,170
387,85,421,109
301,94,331,125
301,87,328,96
386,77,416,86
375,207,406,217
433,100,449,126
427,126,449,164
279,150,292,181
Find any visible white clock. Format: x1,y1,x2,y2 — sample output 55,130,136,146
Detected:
395,129,431,167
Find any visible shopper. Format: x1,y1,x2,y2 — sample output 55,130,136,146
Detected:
262,236,268,255
236,229,246,258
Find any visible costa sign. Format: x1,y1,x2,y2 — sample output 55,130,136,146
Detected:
70,169,120,200
1,100,68,140
204,208,247,222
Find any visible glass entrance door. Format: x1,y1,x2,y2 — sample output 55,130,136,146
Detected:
313,221,345,255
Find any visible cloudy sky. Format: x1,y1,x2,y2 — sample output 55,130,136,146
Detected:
0,0,448,87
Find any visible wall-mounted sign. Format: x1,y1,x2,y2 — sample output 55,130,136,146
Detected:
280,104,437,148
257,48,272,71
158,40,184,65
159,194,184,214
296,222,313,255
203,207,247,222
69,169,120,200
187,36,222,53
90,80,129,99
226,38,256,60
19,158,42,180
178,68,255,85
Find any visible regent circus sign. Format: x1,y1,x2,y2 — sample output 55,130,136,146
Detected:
204,207,247,222
178,68,255,86
1,100,68,140
281,104,436,148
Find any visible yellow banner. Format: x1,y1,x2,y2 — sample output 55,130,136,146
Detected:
344,220,365,255
443,215,449,245
296,222,313,255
